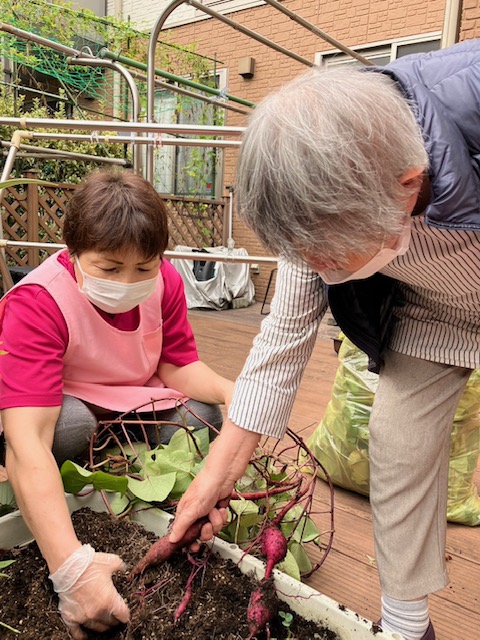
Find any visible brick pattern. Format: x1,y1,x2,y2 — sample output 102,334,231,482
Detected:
460,0,480,41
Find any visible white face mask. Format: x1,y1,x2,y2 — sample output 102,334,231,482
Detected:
318,218,412,285
75,256,158,314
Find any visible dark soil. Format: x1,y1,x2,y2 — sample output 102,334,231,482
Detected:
0,508,341,640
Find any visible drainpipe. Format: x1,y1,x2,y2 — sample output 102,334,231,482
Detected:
441,0,462,48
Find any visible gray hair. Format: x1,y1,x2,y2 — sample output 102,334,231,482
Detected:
236,66,429,261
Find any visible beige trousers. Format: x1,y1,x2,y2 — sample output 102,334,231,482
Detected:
369,349,472,600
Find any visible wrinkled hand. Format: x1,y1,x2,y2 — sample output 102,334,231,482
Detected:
169,471,231,549
49,544,130,640
170,419,260,550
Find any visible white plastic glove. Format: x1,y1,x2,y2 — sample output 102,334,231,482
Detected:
49,544,130,640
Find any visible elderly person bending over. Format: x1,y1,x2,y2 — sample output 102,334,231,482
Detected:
0,170,233,639
170,40,480,640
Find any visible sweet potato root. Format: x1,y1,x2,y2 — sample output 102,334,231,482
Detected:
130,498,230,579
129,516,208,579
261,525,288,578
246,577,278,639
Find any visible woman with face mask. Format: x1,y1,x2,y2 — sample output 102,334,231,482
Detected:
0,169,233,639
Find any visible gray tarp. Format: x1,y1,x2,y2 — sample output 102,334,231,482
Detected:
170,246,255,310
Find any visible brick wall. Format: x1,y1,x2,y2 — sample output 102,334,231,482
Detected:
460,0,480,40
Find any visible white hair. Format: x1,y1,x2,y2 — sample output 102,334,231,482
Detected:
236,65,429,261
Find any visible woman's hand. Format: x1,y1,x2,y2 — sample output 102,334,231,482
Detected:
3,406,130,638
50,545,130,640
169,469,232,547
169,418,261,545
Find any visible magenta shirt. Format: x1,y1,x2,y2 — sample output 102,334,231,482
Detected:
0,252,198,409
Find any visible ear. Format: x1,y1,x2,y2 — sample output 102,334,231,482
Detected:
399,167,424,189
399,167,426,214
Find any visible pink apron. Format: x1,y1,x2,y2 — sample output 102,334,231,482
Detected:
1,252,186,413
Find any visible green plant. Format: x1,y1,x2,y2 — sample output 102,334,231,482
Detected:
0,476,16,517
279,610,294,629
0,0,212,81
61,402,334,583
0,93,128,183
269,611,294,640
1,0,221,191
59,405,334,639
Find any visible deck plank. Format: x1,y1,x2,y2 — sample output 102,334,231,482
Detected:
188,305,480,640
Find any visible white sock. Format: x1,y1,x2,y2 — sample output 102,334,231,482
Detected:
381,594,429,640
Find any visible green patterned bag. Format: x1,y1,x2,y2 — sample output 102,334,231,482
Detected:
308,337,480,526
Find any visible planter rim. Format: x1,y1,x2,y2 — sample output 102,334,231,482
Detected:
0,490,403,640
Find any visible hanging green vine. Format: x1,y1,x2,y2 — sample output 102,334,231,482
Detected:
0,0,226,193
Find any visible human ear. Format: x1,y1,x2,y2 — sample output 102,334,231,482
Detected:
399,167,424,189
399,167,426,214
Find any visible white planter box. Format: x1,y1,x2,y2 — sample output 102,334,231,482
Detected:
0,491,402,640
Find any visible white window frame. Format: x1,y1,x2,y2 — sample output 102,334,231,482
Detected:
153,68,228,198
315,32,442,67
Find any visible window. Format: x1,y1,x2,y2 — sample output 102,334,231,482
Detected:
315,32,441,68
153,69,227,198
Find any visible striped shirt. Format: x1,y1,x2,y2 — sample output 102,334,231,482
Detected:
229,214,480,439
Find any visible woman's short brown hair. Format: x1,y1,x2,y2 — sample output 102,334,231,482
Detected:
63,170,169,259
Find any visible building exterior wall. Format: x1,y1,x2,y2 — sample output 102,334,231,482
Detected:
107,0,474,301
460,0,480,40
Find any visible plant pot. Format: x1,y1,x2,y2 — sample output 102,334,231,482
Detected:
0,491,402,640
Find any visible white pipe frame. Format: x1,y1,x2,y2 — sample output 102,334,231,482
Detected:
441,0,462,48
146,0,310,181
0,127,247,293
145,0,372,181
0,140,130,165
66,56,143,172
0,127,241,201
0,117,243,137
0,239,278,266
0,22,251,117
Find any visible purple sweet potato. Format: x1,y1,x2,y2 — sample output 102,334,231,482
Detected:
129,517,207,579
261,525,288,578
246,577,278,639
130,498,230,579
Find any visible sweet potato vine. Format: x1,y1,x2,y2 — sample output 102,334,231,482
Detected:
60,398,335,638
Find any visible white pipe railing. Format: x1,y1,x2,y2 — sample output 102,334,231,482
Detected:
0,240,278,265
0,117,244,137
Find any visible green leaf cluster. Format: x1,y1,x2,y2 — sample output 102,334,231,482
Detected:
0,90,128,183
1,0,223,195
61,427,322,582
0,0,212,71
0,477,16,517
61,427,209,515
222,488,321,581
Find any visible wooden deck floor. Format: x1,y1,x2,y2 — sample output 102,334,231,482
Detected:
188,304,480,640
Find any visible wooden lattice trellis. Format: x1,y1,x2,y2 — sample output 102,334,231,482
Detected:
163,195,225,249
1,179,73,269
1,178,226,275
